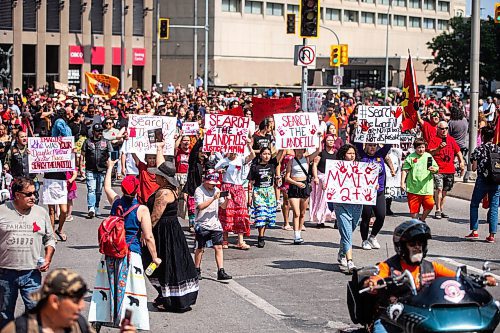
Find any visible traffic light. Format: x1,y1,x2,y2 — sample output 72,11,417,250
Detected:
159,18,169,40
340,44,348,66
286,13,296,34
330,45,340,67
495,3,500,24
299,0,320,38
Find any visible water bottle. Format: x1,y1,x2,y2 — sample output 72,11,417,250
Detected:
37,257,45,268
145,262,157,276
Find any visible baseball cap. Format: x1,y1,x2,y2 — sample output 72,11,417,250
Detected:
92,123,104,132
121,175,140,195
31,268,87,302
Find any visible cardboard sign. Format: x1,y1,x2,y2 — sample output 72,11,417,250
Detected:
28,137,75,173
324,160,379,205
126,115,177,156
274,113,320,150
182,122,199,136
203,114,249,154
354,105,402,144
307,91,323,113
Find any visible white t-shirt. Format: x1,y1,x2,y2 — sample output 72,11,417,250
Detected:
194,185,223,231
215,156,246,185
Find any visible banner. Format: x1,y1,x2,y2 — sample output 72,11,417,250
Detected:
307,91,323,113
28,137,75,173
324,160,379,205
54,81,69,92
221,106,244,117
354,105,402,144
182,122,200,136
85,72,120,99
251,97,296,125
203,114,249,154
126,115,177,157
401,54,419,131
274,113,320,150
384,133,415,199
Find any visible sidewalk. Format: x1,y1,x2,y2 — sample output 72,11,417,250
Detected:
448,176,475,201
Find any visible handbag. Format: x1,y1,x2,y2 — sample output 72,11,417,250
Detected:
294,157,312,196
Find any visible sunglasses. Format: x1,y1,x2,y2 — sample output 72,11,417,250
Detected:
105,122,113,125
438,127,448,130
19,191,37,197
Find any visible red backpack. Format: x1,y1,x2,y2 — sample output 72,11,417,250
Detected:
98,203,140,258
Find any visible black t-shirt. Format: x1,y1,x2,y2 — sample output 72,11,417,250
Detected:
252,133,272,152
248,157,278,188
317,149,337,174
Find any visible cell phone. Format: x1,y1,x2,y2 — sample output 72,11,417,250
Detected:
111,151,119,161
220,191,229,198
120,309,132,331
427,156,433,168
441,136,447,143
148,128,163,144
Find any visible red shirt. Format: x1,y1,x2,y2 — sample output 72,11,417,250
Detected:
421,121,437,144
175,148,190,173
427,135,460,174
137,161,159,204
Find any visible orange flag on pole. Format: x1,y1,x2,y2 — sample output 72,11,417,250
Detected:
400,54,419,132
85,72,120,99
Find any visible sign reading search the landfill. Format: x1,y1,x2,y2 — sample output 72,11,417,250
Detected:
274,113,320,150
354,105,402,144
203,114,249,154
324,160,379,205
28,137,75,173
126,115,177,156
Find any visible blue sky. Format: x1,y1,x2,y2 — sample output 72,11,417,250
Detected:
466,0,497,18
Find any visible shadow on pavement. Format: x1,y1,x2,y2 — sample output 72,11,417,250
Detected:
267,259,340,272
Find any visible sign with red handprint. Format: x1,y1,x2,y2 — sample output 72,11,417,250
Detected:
274,113,320,150
324,160,379,205
354,105,402,144
202,114,250,154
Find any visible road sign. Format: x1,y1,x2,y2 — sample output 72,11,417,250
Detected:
294,45,316,68
333,75,343,86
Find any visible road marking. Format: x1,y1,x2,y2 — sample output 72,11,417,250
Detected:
437,257,500,280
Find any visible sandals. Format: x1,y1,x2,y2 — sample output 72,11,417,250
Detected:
282,225,293,231
55,230,67,242
222,241,229,249
236,242,250,250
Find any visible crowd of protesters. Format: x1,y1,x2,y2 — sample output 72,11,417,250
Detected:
0,82,498,331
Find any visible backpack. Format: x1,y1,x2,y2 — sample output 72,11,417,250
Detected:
98,203,140,258
487,145,500,185
15,312,89,333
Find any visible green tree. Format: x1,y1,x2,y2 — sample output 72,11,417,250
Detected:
424,17,499,89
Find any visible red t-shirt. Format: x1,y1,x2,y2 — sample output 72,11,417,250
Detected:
427,135,460,174
137,161,159,204
175,148,190,174
421,121,437,144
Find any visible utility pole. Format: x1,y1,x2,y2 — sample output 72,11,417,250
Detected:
465,0,480,182
384,0,392,105
120,0,126,92
155,0,160,84
301,38,308,112
193,0,198,88
204,0,208,91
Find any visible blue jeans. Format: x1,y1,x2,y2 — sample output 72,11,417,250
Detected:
86,171,105,213
470,175,500,234
331,203,363,255
0,268,41,329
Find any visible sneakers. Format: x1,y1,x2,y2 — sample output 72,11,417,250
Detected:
486,235,495,243
441,212,449,218
195,267,202,280
257,236,265,248
87,209,95,219
368,235,381,249
465,231,479,240
362,240,372,250
217,268,232,281
347,260,356,273
293,238,304,245
337,252,347,268
434,211,442,219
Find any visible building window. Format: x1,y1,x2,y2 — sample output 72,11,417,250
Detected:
437,1,449,12
23,0,37,31
91,0,104,34
423,17,435,29
325,8,340,21
360,0,375,3
344,10,358,23
393,0,406,7
409,16,421,27
112,0,122,35
222,0,240,12
361,12,375,23
133,0,144,36
0,1,13,30
69,0,82,32
46,0,60,32
423,0,435,10
393,14,406,26
245,1,263,14
409,0,421,8
266,2,283,16
46,45,59,85
377,13,390,25
437,19,448,30
23,45,36,91
455,9,464,16
287,4,298,14
378,0,389,4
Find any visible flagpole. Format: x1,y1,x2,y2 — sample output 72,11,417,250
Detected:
383,0,392,105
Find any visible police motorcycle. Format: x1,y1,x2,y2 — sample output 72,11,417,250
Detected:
347,262,500,333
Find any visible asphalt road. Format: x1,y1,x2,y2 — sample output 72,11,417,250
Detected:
13,182,500,332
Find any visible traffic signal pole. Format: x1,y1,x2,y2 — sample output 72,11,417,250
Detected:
301,38,308,112
156,0,160,84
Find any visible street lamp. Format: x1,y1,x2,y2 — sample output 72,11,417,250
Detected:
384,0,392,105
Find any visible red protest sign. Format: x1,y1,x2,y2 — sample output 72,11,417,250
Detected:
251,97,296,125
203,114,250,154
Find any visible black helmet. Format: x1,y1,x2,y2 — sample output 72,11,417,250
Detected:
393,220,431,265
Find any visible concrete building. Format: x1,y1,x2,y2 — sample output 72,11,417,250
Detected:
158,0,465,89
0,0,153,91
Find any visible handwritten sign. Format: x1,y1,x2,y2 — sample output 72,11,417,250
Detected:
126,115,177,156
307,91,323,113
324,160,379,205
28,137,75,173
182,122,199,136
354,105,402,144
274,113,320,150
385,133,415,199
203,114,249,154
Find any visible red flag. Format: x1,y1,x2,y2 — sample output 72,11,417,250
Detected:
251,97,296,125
222,106,244,117
494,119,500,144
401,55,419,132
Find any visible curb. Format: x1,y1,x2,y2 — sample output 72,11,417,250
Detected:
447,181,474,201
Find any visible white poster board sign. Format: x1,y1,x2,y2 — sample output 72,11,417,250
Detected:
28,137,75,173
274,113,320,150
126,115,177,157
182,122,200,136
354,105,402,144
